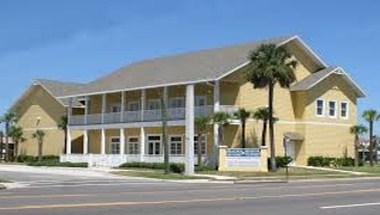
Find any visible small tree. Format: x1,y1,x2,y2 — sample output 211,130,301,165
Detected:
350,124,368,167
32,130,45,162
247,44,297,171
0,111,17,162
362,110,380,166
233,108,251,148
195,116,210,167
57,115,68,154
252,107,270,147
212,112,230,167
9,125,26,161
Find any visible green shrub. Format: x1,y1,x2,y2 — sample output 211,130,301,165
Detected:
119,162,185,173
17,155,59,163
27,160,88,168
195,165,216,172
267,156,293,170
308,156,356,167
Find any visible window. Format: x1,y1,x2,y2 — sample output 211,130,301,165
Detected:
195,96,207,106
146,99,161,110
170,136,183,155
127,137,139,154
169,97,185,108
194,135,206,155
110,104,121,113
315,99,324,116
110,137,120,154
340,102,349,119
328,101,337,118
128,101,140,111
147,135,161,155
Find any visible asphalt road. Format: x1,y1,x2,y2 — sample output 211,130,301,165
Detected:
1,170,380,215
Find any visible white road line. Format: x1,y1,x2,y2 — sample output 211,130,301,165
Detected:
321,202,380,209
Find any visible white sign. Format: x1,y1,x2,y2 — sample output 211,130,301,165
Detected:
226,148,261,168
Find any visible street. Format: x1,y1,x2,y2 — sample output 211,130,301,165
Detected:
1,170,380,214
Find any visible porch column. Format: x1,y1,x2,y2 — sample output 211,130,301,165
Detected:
141,89,146,122
84,96,89,125
83,130,88,154
101,129,106,155
120,91,125,122
140,127,145,161
185,84,195,175
213,80,220,166
101,94,106,123
120,128,125,155
66,98,73,154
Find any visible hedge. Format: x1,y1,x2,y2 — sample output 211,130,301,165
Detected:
307,156,359,167
27,160,88,168
17,155,59,163
268,156,293,170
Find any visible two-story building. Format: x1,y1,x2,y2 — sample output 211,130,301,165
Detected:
12,35,365,174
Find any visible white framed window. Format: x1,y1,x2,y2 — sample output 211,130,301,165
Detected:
147,135,161,155
328,101,337,118
315,99,324,117
195,96,207,106
146,99,161,110
170,135,183,155
127,101,140,111
194,135,206,155
340,101,349,119
110,136,120,154
169,97,185,108
110,104,121,113
127,137,139,154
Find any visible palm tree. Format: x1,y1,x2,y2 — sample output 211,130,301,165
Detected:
32,129,45,162
247,44,297,171
0,111,17,162
160,88,170,174
9,125,26,161
233,108,251,148
0,131,4,161
253,107,270,147
350,124,368,167
195,116,211,167
362,110,380,166
57,115,68,154
212,111,230,167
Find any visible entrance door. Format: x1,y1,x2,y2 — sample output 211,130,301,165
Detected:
286,142,296,165
147,135,161,155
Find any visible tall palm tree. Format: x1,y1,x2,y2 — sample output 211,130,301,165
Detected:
233,108,251,148
0,131,4,161
160,88,170,174
0,111,17,162
253,107,270,147
195,116,210,167
9,125,26,161
212,111,230,167
362,110,380,166
57,115,68,154
350,124,368,167
247,44,297,171
32,129,45,162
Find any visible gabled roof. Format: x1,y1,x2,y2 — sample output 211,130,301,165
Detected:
11,79,84,111
57,35,327,98
290,66,365,97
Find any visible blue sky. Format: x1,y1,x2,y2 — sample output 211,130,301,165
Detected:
0,0,379,129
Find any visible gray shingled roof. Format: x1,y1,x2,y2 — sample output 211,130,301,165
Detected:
60,36,313,97
290,66,365,97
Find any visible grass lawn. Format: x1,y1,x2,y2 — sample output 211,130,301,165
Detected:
337,165,380,175
115,170,210,180
197,166,352,179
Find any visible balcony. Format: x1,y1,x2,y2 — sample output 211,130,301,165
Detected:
70,105,216,126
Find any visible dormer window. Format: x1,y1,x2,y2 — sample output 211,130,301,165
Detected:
340,102,349,119
328,101,337,118
316,99,324,116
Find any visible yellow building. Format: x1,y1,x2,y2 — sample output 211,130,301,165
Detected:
13,36,365,173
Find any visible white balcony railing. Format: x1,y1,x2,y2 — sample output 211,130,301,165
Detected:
69,105,233,126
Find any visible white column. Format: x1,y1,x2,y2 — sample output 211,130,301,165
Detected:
83,130,88,154
84,96,89,125
120,91,125,122
66,98,73,155
120,128,125,155
101,129,106,155
140,127,145,161
185,84,195,175
141,89,146,121
67,128,72,155
101,94,106,123
213,80,220,166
